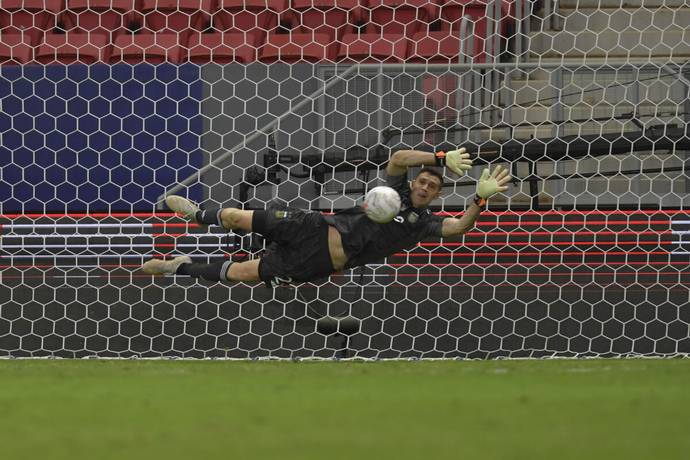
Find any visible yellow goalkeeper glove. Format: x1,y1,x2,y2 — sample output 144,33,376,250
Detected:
436,147,473,177
475,165,511,206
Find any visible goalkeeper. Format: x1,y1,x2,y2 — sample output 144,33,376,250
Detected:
142,149,511,288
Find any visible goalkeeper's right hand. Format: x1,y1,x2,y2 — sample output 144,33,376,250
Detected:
444,148,473,177
476,165,511,200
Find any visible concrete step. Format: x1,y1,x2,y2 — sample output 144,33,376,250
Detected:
529,28,690,58
560,0,690,8
512,125,561,139
506,119,682,141
506,77,685,108
530,56,687,65
506,106,641,124
506,79,553,105
558,7,690,33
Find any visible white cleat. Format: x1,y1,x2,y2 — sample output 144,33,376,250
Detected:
142,256,192,275
165,195,201,223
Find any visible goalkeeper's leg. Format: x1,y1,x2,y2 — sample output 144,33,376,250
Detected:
142,256,260,282
165,195,253,232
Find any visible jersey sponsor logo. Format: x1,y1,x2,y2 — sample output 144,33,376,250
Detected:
408,212,419,223
270,275,293,288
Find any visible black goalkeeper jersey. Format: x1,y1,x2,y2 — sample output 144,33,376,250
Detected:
323,172,445,269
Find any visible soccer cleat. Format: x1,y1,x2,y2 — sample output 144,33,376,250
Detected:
142,256,192,275
165,195,201,223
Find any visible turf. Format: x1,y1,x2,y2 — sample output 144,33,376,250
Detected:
0,359,688,460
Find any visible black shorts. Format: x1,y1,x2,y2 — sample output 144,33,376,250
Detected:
252,208,334,288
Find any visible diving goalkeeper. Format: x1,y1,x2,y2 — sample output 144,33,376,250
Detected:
142,149,511,288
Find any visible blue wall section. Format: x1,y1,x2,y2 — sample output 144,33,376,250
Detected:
0,63,203,213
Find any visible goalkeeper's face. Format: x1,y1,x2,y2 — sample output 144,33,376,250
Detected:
410,172,442,208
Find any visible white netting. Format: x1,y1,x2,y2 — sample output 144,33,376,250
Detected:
0,1,689,358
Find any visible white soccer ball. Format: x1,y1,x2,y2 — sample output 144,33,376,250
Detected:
363,186,401,223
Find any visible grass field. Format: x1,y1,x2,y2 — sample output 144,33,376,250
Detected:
0,358,688,460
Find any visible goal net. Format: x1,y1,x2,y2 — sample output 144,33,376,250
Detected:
0,0,689,359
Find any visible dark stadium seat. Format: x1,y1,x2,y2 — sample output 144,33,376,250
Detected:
186,31,258,63
259,31,336,63
336,27,411,62
60,0,139,36
0,0,64,44
0,33,35,64
287,0,358,41
35,32,108,64
141,0,214,33
213,0,287,34
109,32,185,64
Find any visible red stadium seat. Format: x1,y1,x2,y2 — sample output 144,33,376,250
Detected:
437,0,490,31
287,0,358,41
408,30,463,63
0,0,64,44
259,31,335,63
35,31,108,64
213,0,287,34
364,0,432,37
141,0,214,33
334,0,434,62
109,32,185,64
60,0,139,36
337,26,411,62
0,33,35,64
186,31,258,63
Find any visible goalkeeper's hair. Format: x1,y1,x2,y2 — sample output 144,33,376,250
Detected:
416,167,444,187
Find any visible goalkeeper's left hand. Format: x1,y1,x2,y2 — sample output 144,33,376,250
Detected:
476,165,511,200
445,148,473,177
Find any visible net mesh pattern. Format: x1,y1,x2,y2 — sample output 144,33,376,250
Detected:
0,0,689,358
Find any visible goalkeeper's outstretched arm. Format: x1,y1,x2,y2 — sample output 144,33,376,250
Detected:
387,148,472,177
441,165,512,238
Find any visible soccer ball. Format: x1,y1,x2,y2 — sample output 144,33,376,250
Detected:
363,186,401,223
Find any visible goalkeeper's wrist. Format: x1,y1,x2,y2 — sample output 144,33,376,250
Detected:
473,194,487,209
434,151,446,167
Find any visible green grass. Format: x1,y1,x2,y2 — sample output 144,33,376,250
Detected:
0,359,688,460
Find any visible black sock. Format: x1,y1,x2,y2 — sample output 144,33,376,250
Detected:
195,209,223,226
176,261,233,282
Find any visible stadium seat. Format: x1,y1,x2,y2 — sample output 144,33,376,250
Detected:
141,0,214,33
334,1,436,62
336,26,411,62
0,0,64,44
35,32,108,64
364,0,433,37
0,33,35,64
407,30,463,63
186,31,257,63
60,0,139,36
286,0,358,41
213,0,287,34
437,0,490,31
259,31,336,63
109,32,185,64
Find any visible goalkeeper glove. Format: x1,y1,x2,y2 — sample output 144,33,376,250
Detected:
436,148,472,177
475,165,511,207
